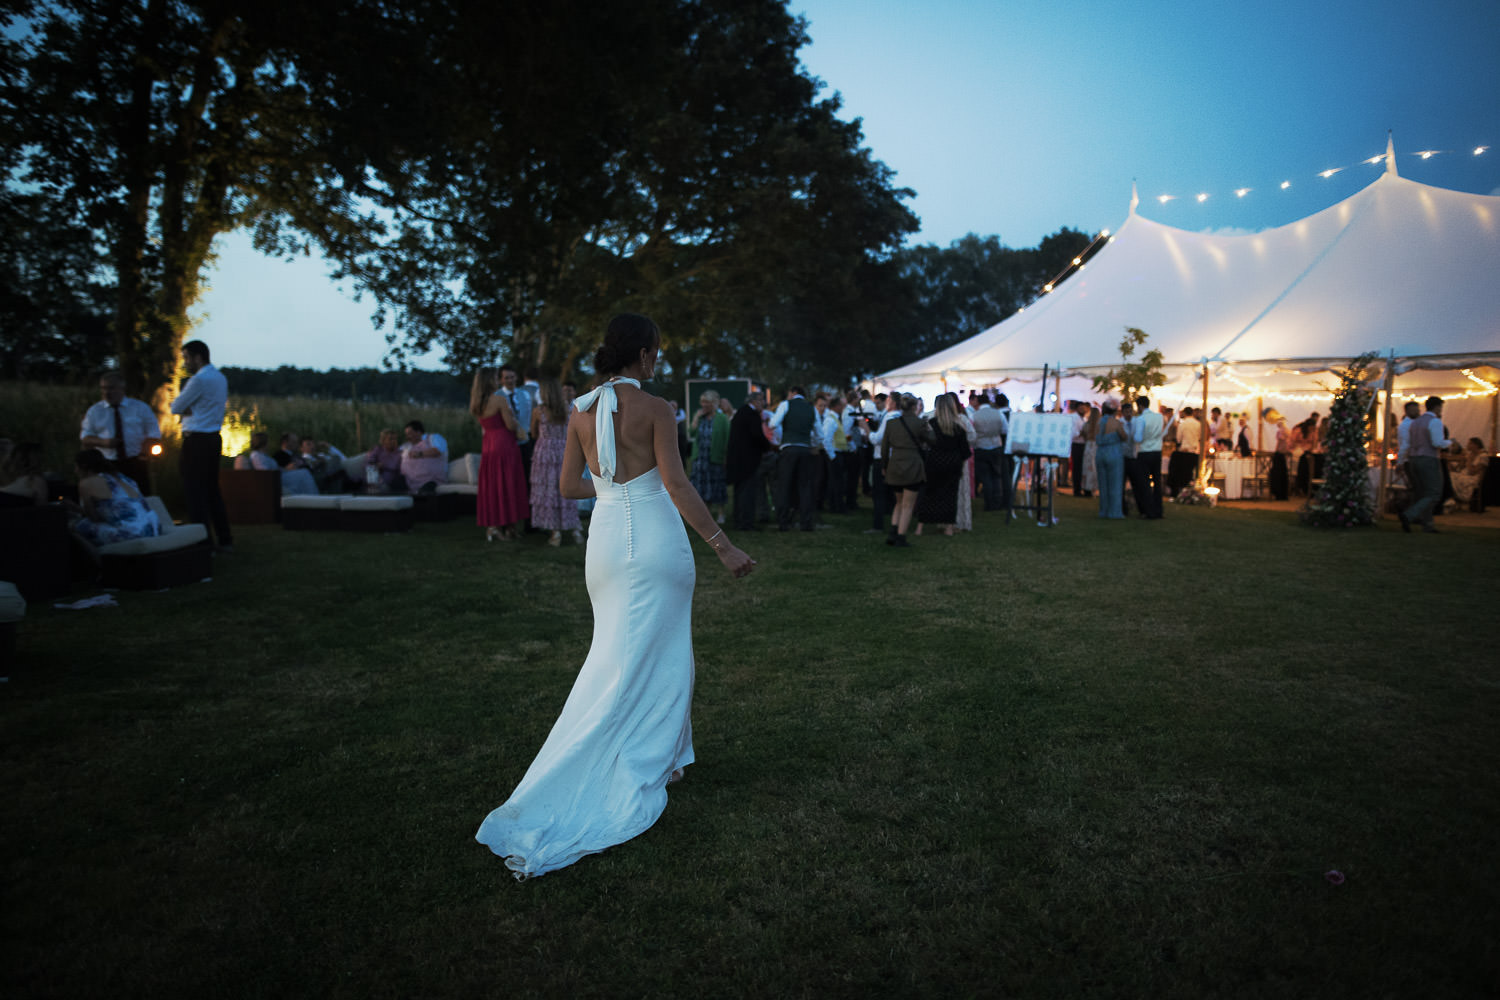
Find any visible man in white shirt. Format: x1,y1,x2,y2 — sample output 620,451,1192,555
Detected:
500,364,534,488
80,371,161,492
863,392,901,533
1395,399,1422,478
1130,395,1165,518
1399,396,1453,533
1169,406,1203,495
969,393,1008,512
1069,402,1088,496
169,340,233,549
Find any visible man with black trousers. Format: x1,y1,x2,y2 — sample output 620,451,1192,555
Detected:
1129,394,1165,519
169,340,234,551
767,386,818,531
725,391,771,531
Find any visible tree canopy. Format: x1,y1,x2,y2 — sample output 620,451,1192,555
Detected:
2,0,1095,398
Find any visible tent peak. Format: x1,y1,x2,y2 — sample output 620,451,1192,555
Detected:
1129,181,1139,216
1385,131,1398,177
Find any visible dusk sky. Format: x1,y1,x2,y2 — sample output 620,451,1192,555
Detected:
192,0,1500,371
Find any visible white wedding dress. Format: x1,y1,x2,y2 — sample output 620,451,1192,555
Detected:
476,379,696,879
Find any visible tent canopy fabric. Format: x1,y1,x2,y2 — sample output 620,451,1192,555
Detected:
878,165,1500,398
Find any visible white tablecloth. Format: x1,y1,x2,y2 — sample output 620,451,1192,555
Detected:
1211,456,1256,499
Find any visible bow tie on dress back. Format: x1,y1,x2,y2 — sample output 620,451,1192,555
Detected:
572,377,640,485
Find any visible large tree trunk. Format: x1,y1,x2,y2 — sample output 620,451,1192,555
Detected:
112,0,166,399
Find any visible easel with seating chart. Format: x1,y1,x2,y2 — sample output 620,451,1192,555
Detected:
1004,412,1072,527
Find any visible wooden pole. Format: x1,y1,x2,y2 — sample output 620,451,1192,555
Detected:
1492,380,1498,456
1256,396,1264,453
1200,363,1210,481
1376,355,1395,520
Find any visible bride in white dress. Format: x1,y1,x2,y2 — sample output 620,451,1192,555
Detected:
476,314,755,879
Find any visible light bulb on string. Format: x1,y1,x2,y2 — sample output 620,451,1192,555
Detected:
1235,188,1250,198
1319,168,1341,178
1157,194,1175,204
1196,193,1209,203
1475,146,1489,156
1280,180,1291,190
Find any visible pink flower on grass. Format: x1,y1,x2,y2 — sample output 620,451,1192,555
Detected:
1325,870,1345,885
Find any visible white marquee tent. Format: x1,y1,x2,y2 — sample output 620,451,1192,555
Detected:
878,145,1500,444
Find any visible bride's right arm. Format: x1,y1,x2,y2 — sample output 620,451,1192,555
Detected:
559,414,596,499
654,401,755,578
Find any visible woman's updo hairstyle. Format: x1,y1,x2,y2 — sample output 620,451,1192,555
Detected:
593,313,660,375
75,448,115,475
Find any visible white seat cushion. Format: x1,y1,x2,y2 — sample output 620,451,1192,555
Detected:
434,483,478,495
281,495,351,510
98,522,209,556
447,453,481,485
338,495,413,511
0,580,24,624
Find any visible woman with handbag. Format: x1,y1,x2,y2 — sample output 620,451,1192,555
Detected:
882,393,934,547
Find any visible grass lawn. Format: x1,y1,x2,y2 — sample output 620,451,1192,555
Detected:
4,496,1497,998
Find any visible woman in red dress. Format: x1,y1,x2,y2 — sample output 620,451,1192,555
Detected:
469,368,528,541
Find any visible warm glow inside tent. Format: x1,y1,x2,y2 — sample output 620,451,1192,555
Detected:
877,146,1500,444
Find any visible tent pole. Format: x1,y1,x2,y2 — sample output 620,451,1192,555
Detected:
1054,363,1062,412
1200,363,1209,480
1492,385,1498,457
1377,355,1395,520
1255,396,1264,454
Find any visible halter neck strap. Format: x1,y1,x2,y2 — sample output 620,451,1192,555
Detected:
572,377,640,484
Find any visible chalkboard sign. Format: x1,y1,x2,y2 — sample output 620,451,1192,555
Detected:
1006,412,1073,458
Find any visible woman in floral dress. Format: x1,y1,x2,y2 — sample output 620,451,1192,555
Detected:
68,448,160,547
687,389,730,524
529,379,583,545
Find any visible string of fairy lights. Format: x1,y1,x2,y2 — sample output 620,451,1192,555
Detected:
1026,142,1493,305
1215,366,1499,405
1011,142,1500,404
1151,144,1489,207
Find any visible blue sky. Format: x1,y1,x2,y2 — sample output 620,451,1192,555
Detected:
192,0,1500,370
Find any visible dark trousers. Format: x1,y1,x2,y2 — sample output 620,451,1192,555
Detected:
774,446,818,529
1404,456,1443,526
1124,455,1144,516
844,448,864,508
870,459,891,529
1135,449,1164,517
520,439,535,493
1168,451,1199,494
755,453,777,522
1069,442,1086,494
732,469,762,530
180,432,232,546
975,447,1005,511
828,453,847,513
1270,453,1289,500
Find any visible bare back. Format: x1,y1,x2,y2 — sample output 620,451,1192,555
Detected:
572,381,672,484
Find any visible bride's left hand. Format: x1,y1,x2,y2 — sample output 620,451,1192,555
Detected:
716,543,756,579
